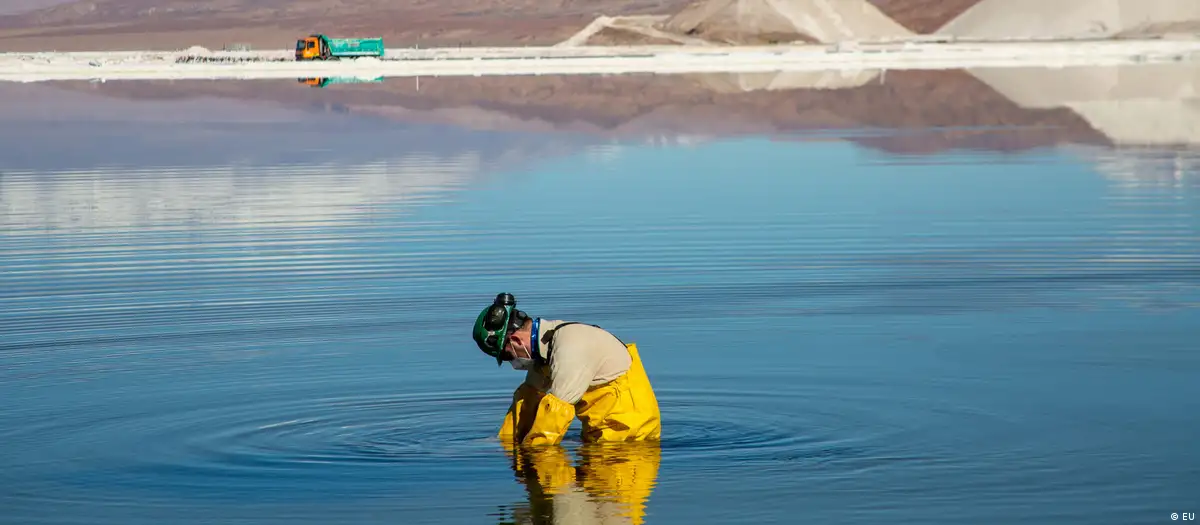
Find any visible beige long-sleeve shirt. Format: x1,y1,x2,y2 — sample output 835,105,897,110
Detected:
521,319,632,405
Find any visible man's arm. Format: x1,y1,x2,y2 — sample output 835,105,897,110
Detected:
516,392,576,446
499,366,575,447
499,367,549,442
498,382,541,445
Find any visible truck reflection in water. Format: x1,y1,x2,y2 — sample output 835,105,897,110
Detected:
502,442,661,525
297,77,385,88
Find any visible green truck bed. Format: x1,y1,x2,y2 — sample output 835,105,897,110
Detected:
321,35,385,57
299,76,385,88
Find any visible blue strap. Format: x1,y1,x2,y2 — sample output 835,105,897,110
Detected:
530,317,542,362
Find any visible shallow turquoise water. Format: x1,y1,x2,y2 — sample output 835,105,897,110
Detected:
1,88,1199,524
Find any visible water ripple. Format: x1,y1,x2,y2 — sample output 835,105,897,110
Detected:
0,385,927,505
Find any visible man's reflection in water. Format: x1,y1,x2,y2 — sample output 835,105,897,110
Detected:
502,442,661,525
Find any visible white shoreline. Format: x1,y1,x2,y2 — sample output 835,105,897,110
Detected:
2,39,1199,82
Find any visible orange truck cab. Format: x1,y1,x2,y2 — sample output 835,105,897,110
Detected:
295,36,325,60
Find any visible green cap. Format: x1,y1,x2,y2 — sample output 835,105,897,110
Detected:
473,292,521,365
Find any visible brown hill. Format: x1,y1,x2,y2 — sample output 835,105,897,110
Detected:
3,0,688,27
0,0,984,50
0,0,692,50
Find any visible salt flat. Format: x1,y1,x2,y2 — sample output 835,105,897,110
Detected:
3,38,1200,82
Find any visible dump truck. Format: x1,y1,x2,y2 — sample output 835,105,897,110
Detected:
295,34,384,60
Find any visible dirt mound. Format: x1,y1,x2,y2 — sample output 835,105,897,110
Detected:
661,0,914,44
936,0,1200,40
585,26,688,45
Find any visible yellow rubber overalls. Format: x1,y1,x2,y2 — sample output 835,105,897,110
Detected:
498,342,661,447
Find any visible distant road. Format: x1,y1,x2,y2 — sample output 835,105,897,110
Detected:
2,39,1199,82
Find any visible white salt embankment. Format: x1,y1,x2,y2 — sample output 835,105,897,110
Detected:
936,0,1200,41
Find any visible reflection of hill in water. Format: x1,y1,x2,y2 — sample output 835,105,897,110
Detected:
0,151,588,233
1,157,478,232
0,82,594,172
8,62,1200,233
695,70,884,92
967,65,1200,147
698,62,1200,149
0,84,597,233
47,67,1126,155
36,62,1200,154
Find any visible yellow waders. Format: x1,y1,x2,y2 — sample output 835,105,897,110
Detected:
499,343,661,447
